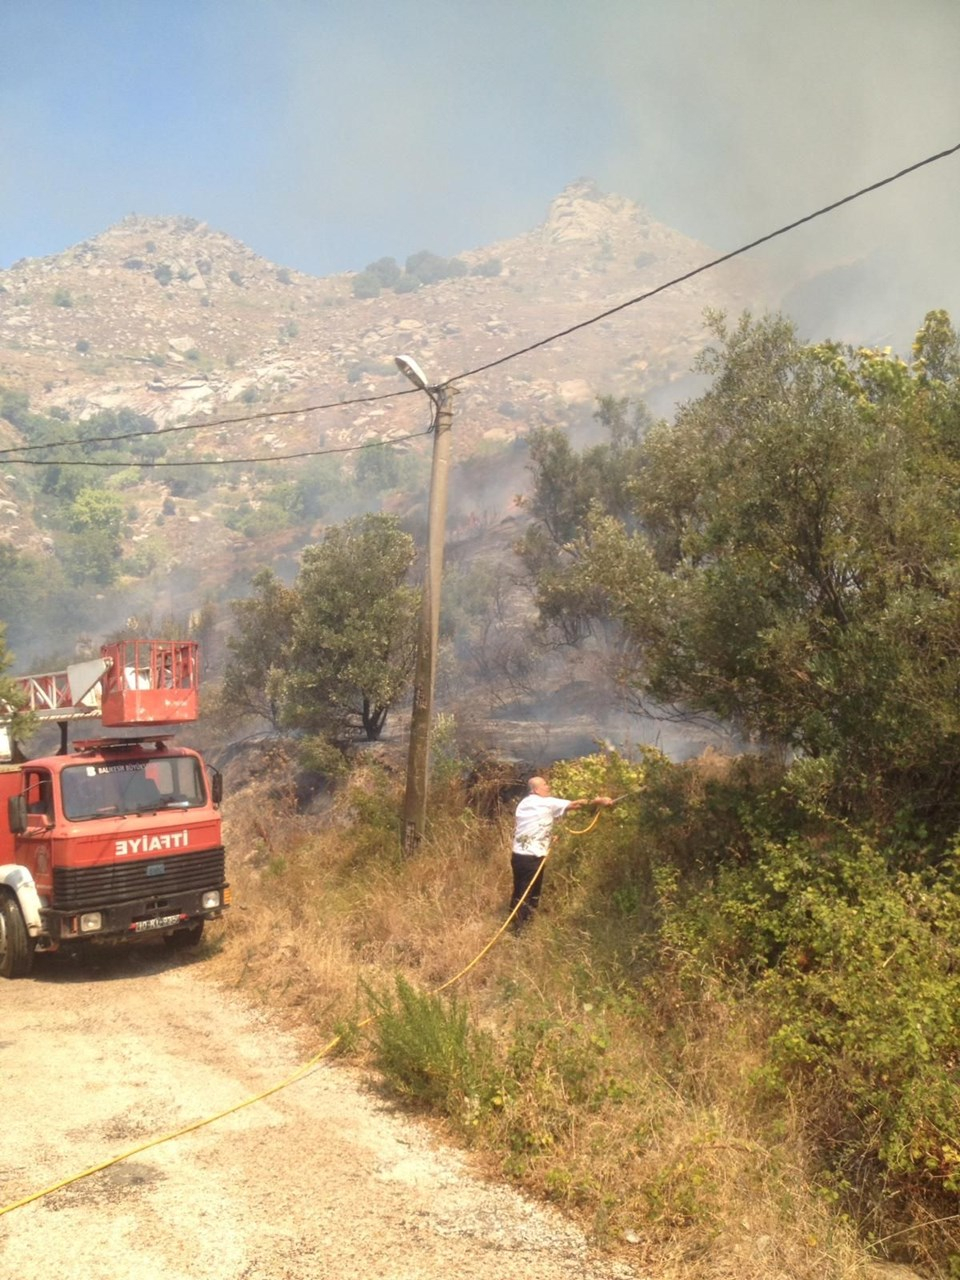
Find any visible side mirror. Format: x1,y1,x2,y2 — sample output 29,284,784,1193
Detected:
8,794,26,834
210,768,223,806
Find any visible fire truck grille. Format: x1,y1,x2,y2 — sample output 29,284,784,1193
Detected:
52,848,226,911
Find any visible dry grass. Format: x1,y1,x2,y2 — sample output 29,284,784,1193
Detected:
202,759,891,1280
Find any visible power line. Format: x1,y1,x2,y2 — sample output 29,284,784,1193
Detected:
441,140,960,385
0,386,418,458
1,428,433,469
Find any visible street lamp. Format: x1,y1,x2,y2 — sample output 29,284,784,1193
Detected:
395,355,457,852
394,354,432,393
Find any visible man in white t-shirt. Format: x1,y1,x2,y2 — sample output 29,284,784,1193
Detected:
510,776,613,927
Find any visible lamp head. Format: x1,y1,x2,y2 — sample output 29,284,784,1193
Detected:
394,353,430,391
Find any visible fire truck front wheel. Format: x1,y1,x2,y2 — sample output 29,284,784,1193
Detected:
0,892,35,979
163,920,204,950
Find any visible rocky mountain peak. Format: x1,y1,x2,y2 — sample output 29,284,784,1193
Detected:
541,179,655,245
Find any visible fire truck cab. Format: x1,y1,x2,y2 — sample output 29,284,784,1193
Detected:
0,640,228,978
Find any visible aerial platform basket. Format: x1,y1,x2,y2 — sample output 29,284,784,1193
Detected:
99,639,199,727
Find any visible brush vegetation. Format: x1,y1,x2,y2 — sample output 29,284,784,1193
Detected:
205,739,959,1279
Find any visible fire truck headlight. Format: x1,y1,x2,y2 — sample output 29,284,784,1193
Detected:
79,912,102,933
201,891,221,910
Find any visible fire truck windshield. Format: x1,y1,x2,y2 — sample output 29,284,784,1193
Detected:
60,758,206,820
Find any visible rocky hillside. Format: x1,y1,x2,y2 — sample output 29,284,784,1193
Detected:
0,181,767,448
0,181,772,664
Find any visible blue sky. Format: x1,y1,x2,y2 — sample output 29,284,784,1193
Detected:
1,0,959,326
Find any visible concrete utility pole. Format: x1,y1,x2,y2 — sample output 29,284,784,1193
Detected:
394,357,457,853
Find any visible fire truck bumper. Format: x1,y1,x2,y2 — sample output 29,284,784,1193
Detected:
43,884,230,943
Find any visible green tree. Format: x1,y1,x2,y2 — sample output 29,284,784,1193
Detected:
76,407,164,461
354,443,402,495
471,258,502,278
526,312,960,837
518,397,651,643
352,271,382,300
281,514,419,740
404,250,466,285
911,307,960,456
0,541,94,656
520,398,648,551
365,256,402,288
913,306,960,385
0,387,31,428
222,569,298,727
223,480,305,539
0,544,46,651
60,488,126,585
165,462,217,498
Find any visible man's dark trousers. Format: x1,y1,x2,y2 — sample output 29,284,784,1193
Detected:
510,853,546,926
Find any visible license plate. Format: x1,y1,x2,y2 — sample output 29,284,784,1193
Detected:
131,914,182,933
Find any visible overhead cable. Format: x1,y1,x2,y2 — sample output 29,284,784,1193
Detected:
0,386,418,458
1,427,433,469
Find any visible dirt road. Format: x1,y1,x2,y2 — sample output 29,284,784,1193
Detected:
0,945,639,1280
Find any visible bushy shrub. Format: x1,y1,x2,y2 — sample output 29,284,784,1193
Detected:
369,975,498,1123
365,257,402,288
351,271,381,300
120,541,160,577
404,250,468,286
296,734,349,780
471,258,502,277
646,777,960,1213
740,838,959,1186
551,749,656,821
224,501,296,540
165,463,216,498
0,387,31,428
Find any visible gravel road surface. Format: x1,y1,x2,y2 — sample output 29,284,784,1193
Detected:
0,945,640,1280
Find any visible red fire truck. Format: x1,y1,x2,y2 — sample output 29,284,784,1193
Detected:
0,639,228,978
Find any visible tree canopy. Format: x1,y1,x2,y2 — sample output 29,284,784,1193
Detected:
522,310,960,838
223,514,419,742
222,568,299,728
